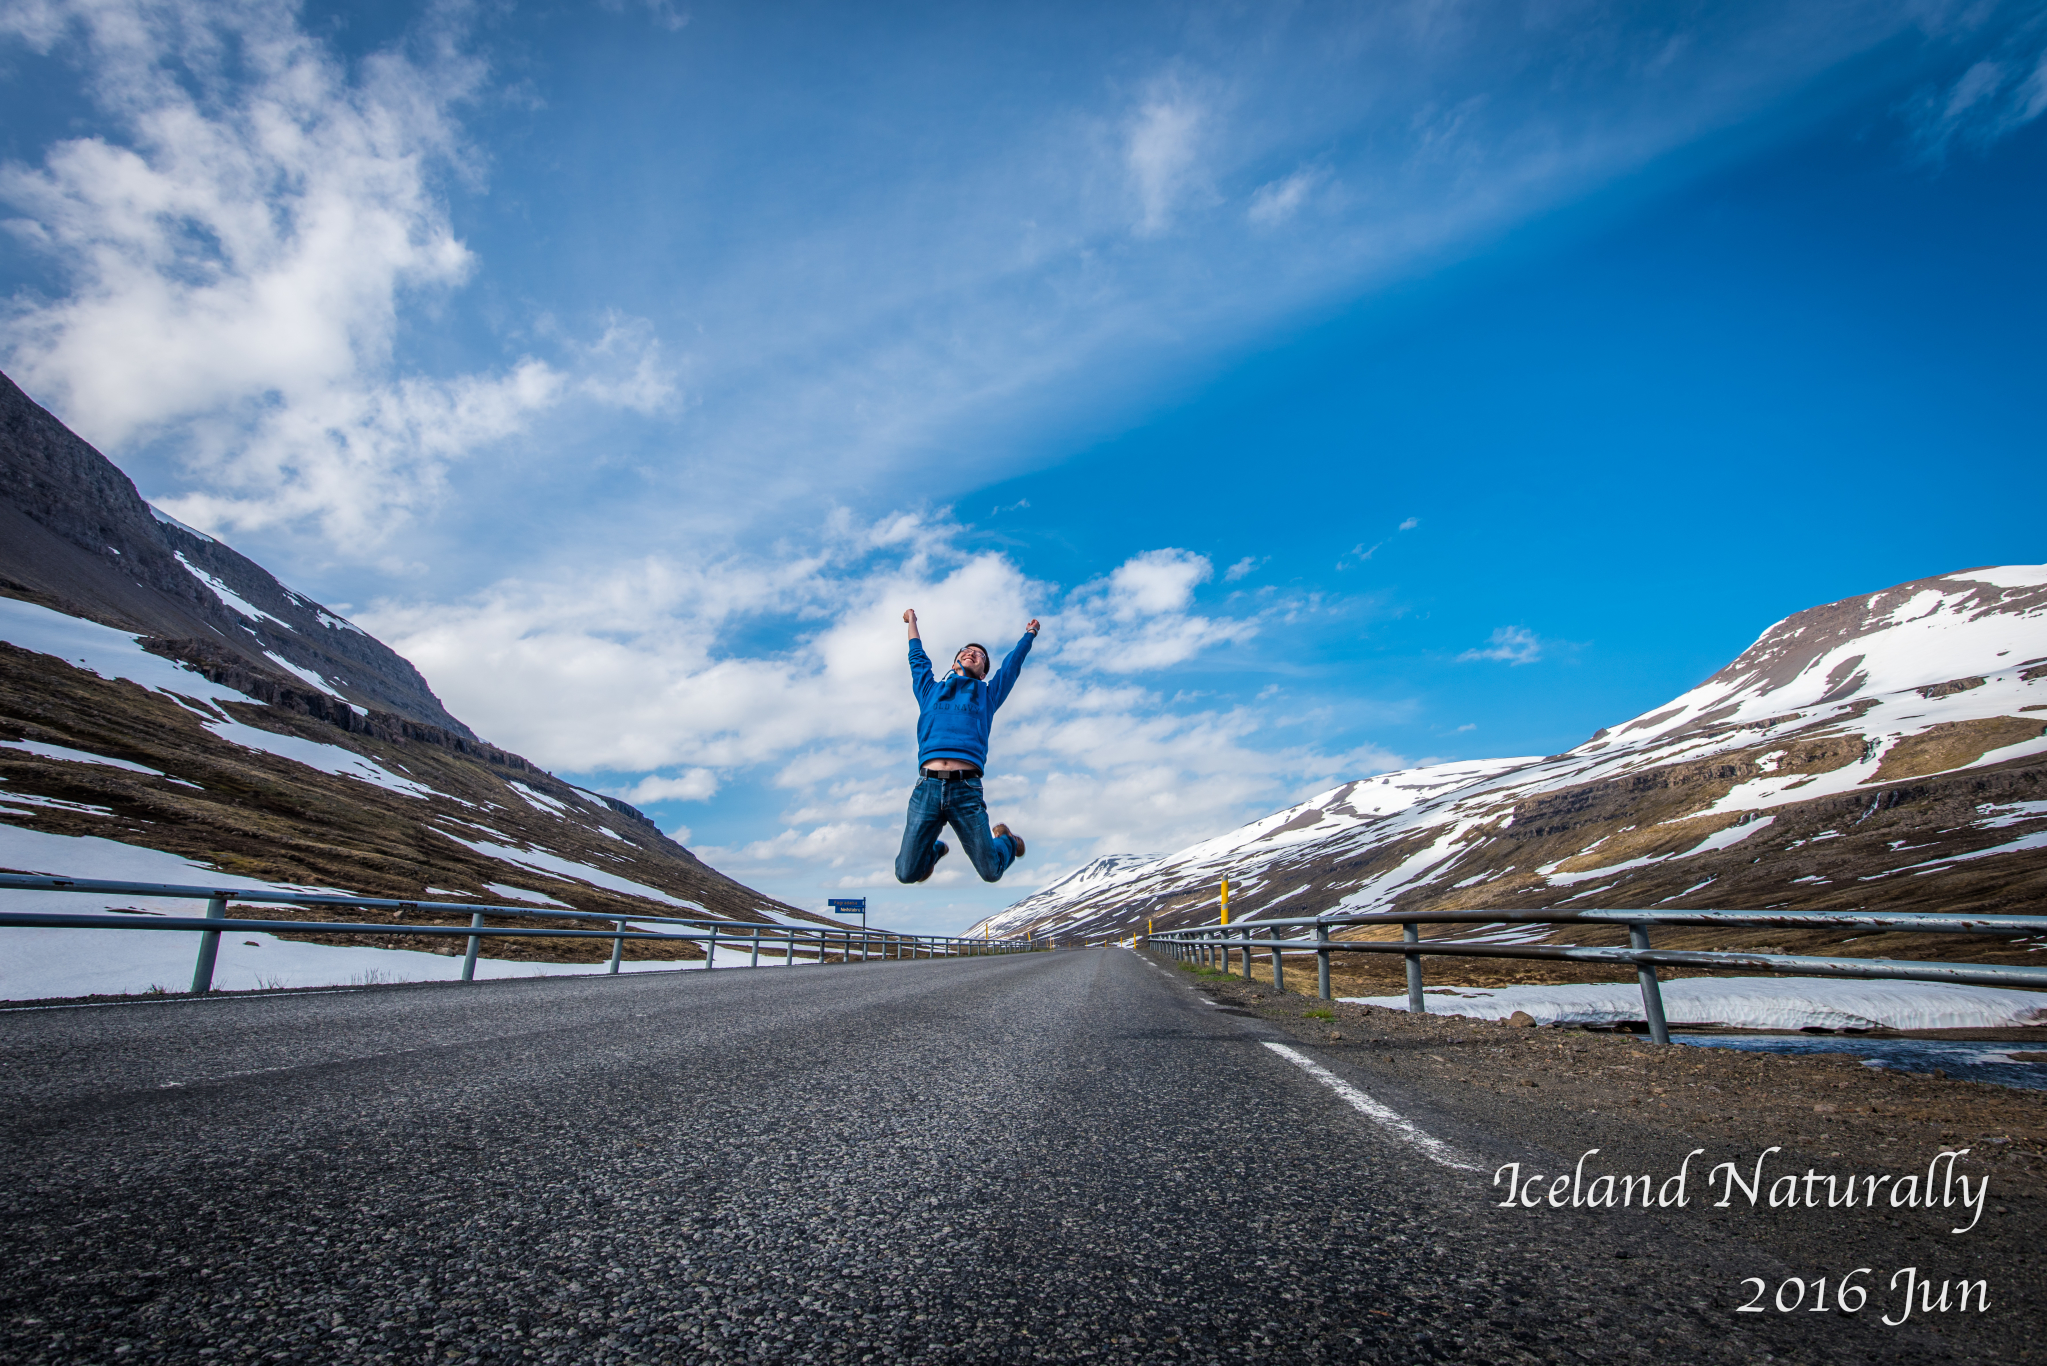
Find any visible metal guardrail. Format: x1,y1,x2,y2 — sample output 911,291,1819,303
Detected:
1146,908,2047,1044
0,873,1036,995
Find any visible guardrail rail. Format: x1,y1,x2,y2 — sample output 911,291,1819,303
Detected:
1146,907,2047,1044
0,873,1037,996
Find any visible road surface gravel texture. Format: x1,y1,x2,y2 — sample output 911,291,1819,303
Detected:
1,948,2036,1364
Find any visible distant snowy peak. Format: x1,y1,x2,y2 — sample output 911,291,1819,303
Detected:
979,564,2047,942
1587,565,2047,754
1186,758,1537,856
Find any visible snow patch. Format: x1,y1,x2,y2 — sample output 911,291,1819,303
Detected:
147,503,213,543
174,553,291,629
261,651,344,698
435,830,707,912
485,883,572,908
1,739,164,777
0,788,116,817
1340,977,2047,1032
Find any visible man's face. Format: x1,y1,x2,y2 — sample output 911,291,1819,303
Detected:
955,646,989,679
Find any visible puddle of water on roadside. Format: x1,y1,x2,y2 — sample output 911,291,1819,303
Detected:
1671,1032,2047,1092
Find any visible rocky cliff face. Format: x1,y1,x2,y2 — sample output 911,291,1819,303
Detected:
0,369,472,735
974,566,2047,976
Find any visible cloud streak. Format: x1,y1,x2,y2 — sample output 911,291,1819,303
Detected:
1458,626,1544,666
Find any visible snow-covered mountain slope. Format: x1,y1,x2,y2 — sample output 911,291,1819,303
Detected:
0,382,834,997
973,566,2047,949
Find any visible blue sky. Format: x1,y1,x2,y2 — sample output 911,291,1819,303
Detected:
2,1,2043,933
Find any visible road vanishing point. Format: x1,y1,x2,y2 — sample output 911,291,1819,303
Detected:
0,949,2027,1364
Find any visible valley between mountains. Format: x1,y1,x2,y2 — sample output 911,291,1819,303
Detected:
4,356,2044,1005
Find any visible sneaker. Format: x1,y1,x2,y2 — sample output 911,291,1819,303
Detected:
992,824,1025,859
913,841,949,883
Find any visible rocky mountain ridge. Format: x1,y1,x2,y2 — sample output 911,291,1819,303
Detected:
0,369,473,735
974,565,2047,982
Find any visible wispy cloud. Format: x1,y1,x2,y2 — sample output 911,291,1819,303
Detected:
1458,626,1543,666
1127,93,1207,236
1337,515,1421,569
0,0,671,544
1910,23,2047,158
1224,555,1267,581
0,1,1966,565
1247,165,1325,226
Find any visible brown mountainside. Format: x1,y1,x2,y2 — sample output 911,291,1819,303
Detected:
976,566,2047,991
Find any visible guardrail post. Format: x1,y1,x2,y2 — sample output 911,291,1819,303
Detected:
1404,922,1425,1014
190,892,227,994
609,919,626,974
706,925,720,971
1241,926,1254,981
462,911,484,981
1315,921,1331,1001
1271,933,1284,990
751,927,761,967
1631,923,1671,1045
786,930,796,967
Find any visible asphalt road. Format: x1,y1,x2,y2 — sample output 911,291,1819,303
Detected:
0,948,2025,1364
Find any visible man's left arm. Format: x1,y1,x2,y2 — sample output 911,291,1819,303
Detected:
986,619,1040,710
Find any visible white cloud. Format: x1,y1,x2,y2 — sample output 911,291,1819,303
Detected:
1224,555,1266,581
1127,95,1205,236
618,769,721,804
1398,516,1419,531
1458,625,1543,665
1247,166,1324,225
0,0,671,543
1057,549,1257,672
1912,30,2047,158
365,513,1400,901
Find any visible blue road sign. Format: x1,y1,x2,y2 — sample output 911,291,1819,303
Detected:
828,898,867,913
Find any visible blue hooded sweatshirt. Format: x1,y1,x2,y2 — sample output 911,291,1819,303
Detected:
909,632,1034,771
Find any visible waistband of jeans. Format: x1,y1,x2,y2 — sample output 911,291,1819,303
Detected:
920,767,981,780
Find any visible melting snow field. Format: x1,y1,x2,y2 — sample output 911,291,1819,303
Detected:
1340,977,2047,1032
0,826,786,1001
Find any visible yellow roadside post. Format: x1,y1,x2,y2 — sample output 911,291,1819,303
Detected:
1219,878,1229,972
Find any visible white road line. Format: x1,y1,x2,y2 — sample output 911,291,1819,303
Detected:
1261,1041,1479,1171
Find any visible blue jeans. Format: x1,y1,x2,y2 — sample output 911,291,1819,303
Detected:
894,772,1015,884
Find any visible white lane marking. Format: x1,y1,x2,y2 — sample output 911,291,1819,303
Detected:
1262,1041,1479,1172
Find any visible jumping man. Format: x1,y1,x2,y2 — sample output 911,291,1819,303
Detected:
894,608,1038,884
